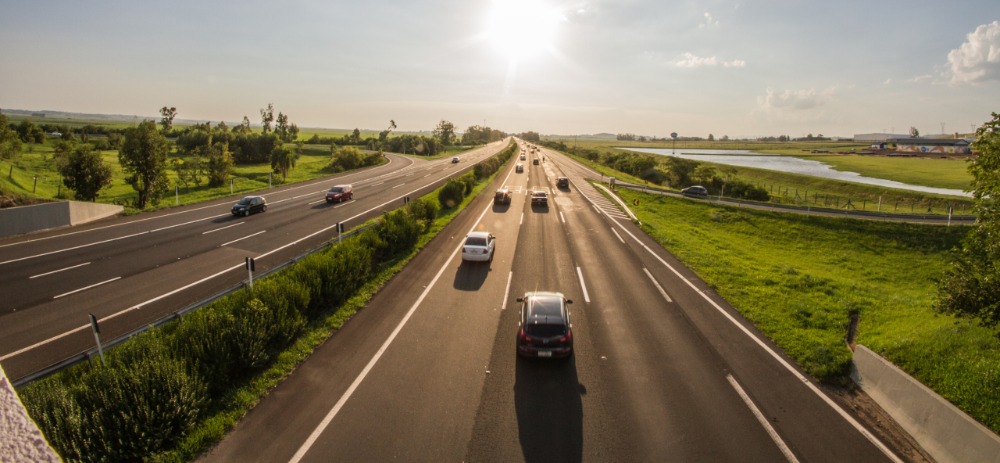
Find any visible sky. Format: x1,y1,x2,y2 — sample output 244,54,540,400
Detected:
2,0,999,139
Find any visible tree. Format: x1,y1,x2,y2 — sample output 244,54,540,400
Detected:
275,112,290,141
379,119,397,146
0,112,21,160
433,120,456,146
260,103,274,134
206,142,234,187
270,145,297,180
938,112,1000,333
909,126,920,137
708,133,715,141
59,144,113,201
119,120,170,208
160,106,177,132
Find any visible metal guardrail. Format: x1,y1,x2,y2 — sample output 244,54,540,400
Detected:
12,223,375,389
615,181,976,223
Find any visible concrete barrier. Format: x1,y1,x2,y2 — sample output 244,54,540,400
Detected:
851,344,1000,463
0,201,123,238
0,364,60,462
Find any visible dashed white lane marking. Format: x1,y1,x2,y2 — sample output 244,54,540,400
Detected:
727,374,800,463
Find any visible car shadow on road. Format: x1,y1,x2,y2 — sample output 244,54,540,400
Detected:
492,203,511,213
453,260,491,291
514,356,584,462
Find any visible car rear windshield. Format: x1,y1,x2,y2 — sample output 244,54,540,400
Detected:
466,237,487,246
525,323,567,337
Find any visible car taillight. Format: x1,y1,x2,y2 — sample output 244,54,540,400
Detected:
558,330,572,344
519,328,532,342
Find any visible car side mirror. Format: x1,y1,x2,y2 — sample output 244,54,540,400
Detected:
565,299,573,304
516,297,524,303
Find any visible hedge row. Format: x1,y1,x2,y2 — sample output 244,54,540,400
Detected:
438,143,515,208
18,142,516,462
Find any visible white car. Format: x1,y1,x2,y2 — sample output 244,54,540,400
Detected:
462,231,496,262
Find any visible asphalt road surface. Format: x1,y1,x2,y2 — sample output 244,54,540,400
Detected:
199,142,910,462
0,141,508,383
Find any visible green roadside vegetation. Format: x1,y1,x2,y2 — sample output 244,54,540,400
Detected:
607,186,999,434
542,139,974,215
18,141,517,462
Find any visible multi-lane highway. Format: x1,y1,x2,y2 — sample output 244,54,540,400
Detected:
0,141,509,383
199,141,916,462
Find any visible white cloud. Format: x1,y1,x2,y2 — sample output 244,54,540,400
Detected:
757,87,836,112
676,52,746,68
947,20,1000,84
883,78,893,85
699,11,718,28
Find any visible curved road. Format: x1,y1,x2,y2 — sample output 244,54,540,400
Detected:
0,141,509,382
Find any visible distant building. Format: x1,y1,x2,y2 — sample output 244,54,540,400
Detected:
888,138,971,155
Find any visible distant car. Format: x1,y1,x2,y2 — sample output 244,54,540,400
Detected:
520,154,526,160
451,157,460,163
494,187,511,205
517,291,573,359
681,185,709,198
556,177,569,189
325,184,353,203
532,158,539,165
232,195,267,216
516,163,524,173
530,190,548,207
461,231,496,262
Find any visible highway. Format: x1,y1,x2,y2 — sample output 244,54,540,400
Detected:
0,141,509,383
199,142,911,462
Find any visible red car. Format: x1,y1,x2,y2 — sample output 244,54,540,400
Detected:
326,184,354,203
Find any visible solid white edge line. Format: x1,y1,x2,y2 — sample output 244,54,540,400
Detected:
53,277,121,299
609,216,904,463
559,211,566,223
727,374,800,463
576,266,591,303
30,262,91,279
642,267,672,303
288,191,499,463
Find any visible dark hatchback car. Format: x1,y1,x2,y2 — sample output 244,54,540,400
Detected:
556,177,569,189
517,292,573,359
231,195,267,216
681,185,709,198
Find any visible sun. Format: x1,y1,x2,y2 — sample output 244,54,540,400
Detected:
485,0,564,60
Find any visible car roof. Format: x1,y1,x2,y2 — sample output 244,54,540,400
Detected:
241,195,263,200
467,231,491,239
523,292,568,321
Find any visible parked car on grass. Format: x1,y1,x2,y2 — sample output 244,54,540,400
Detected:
325,184,353,203
231,195,267,216
461,231,496,262
681,185,709,198
517,291,573,359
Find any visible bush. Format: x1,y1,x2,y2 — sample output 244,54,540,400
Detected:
438,178,466,208
22,334,207,462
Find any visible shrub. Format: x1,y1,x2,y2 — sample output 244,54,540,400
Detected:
438,178,466,208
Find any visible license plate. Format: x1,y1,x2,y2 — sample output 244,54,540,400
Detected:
538,351,552,358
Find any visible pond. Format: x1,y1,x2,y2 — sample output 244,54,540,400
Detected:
621,148,969,197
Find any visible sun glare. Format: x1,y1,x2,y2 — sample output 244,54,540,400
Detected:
485,0,564,60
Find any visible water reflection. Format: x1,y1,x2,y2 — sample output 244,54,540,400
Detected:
622,148,970,197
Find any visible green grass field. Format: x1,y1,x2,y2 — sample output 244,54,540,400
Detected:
612,186,999,433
